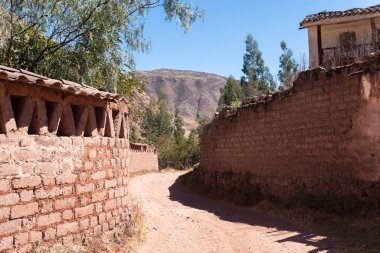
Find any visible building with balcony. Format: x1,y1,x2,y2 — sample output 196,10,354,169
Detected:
301,4,380,68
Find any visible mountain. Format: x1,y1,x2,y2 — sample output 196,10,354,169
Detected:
139,69,227,131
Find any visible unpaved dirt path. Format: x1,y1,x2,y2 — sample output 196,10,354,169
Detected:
128,171,333,253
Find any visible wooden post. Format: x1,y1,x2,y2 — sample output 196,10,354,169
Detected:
0,95,17,134
371,18,377,51
317,25,323,66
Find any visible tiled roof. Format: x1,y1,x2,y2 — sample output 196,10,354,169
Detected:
0,65,123,101
301,4,380,26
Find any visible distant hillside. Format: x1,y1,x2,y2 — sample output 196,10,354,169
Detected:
139,69,227,131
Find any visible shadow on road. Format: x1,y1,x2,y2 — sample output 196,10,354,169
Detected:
168,176,334,253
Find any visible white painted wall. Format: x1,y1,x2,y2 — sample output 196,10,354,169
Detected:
308,17,380,68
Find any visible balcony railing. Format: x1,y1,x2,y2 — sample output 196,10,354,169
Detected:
322,43,375,68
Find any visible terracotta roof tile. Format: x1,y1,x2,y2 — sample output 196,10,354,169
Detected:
0,65,124,101
301,4,380,27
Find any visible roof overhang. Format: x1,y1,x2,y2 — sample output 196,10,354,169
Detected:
300,12,380,29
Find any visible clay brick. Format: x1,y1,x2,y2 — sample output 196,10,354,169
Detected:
104,179,117,188
91,171,106,180
43,227,57,240
20,190,34,202
0,179,10,193
0,193,20,206
41,176,55,186
37,213,62,227
57,222,79,237
60,161,74,173
84,161,94,170
35,187,61,199
0,219,22,236
0,207,10,220
40,202,53,214
56,174,77,185
61,186,73,196
93,225,102,236
0,164,19,177
14,232,29,246
88,149,97,160
79,218,90,230
90,216,98,227
63,210,74,220
95,202,103,213
98,213,106,224
92,190,107,202
0,236,13,251
11,202,38,218
30,231,43,243
75,204,94,218
102,222,109,232
17,244,33,253
62,234,74,246
22,217,36,230
104,199,116,211
34,162,60,177
76,183,94,194
80,196,91,206
55,197,77,210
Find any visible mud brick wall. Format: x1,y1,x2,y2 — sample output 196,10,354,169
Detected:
200,63,380,200
0,67,158,252
129,143,158,175
0,135,130,252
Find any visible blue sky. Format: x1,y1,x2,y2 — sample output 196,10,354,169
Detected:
134,0,380,79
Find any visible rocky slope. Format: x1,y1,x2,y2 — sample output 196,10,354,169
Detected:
138,69,227,130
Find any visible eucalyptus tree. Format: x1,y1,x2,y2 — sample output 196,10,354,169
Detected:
241,33,275,95
0,0,204,94
278,41,299,89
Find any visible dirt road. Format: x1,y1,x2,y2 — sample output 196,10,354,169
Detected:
128,171,333,253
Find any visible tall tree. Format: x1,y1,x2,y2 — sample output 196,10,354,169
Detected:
241,33,275,95
173,107,185,143
218,75,242,110
0,0,204,94
143,91,173,142
278,41,299,89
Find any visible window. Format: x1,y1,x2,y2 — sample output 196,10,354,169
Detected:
339,32,357,52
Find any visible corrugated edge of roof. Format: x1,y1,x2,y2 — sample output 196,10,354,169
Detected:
0,65,125,102
300,4,380,27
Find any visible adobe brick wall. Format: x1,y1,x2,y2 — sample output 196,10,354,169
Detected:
0,135,130,252
200,62,380,201
129,143,158,175
0,67,158,252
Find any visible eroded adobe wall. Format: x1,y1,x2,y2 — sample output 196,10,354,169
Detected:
0,76,156,252
129,143,158,175
200,62,380,200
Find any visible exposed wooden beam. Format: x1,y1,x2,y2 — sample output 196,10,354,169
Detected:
317,25,323,66
0,95,17,134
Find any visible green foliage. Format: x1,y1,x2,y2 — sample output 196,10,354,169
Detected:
143,91,173,143
195,116,207,137
278,41,299,89
241,33,276,95
142,92,205,169
173,107,185,143
217,75,242,111
0,0,204,94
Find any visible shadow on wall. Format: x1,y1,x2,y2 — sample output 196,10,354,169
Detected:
167,177,334,253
